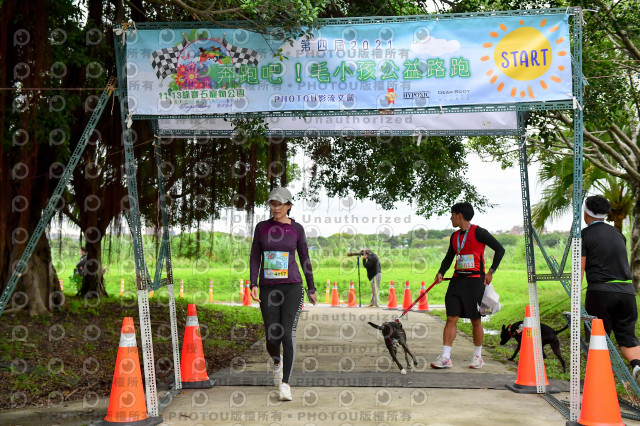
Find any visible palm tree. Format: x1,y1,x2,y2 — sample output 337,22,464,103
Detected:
532,156,633,232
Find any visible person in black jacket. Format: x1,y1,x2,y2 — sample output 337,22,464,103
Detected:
75,246,87,277
362,249,382,307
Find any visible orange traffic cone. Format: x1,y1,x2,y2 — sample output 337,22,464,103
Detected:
242,281,251,306
385,281,398,310
180,304,215,389
568,318,624,426
418,281,429,311
97,317,162,426
330,281,340,307
325,280,331,304
401,281,413,311
506,305,558,393
347,281,357,307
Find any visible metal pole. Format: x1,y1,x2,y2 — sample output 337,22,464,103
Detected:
570,6,584,422
114,31,159,417
518,126,546,393
357,256,362,307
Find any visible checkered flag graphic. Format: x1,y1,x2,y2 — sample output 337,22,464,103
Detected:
150,34,189,81
221,37,260,69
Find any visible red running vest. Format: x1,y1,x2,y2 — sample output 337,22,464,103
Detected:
453,224,485,278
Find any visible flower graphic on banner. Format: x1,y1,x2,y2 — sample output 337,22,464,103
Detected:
482,19,567,99
176,63,208,89
149,32,260,92
171,38,233,91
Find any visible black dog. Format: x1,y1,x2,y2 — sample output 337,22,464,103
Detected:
500,322,568,372
368,321,418,374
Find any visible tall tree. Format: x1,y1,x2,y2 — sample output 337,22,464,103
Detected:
297,135,489,216
532,156,634,231
1,0,335,310
0,0,80,314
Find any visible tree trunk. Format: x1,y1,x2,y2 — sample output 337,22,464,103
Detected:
609,208,626,231
77,236,106,298
8,234,62,315
0,0,62,315
631,185,640,293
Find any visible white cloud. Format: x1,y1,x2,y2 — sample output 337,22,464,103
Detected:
411,38,460,56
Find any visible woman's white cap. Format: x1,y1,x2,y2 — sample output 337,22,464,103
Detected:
267,187,293,203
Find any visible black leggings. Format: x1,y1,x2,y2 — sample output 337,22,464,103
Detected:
259,283,304,384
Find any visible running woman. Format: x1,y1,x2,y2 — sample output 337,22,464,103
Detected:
250,187,317,401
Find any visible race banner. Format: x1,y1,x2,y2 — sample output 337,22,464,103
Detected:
156,111,519,137
123,13,572,116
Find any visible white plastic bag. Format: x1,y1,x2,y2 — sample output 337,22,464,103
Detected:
478,284,501,316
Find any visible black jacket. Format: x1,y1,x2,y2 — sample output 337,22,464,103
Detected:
76,254,87,276
363,253,381,280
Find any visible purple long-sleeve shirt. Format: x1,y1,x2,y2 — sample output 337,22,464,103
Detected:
250,218,316,293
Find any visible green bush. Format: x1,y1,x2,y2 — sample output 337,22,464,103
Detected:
495,234,520,246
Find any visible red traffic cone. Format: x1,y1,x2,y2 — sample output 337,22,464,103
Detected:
506,305,558,393
568,318,624,426
418,281,429,311
401,280,413,311
330,281,340,307
347,281,357,307
96,317,163,425
180,304,215,389
242,281,251,306
385,281,398,310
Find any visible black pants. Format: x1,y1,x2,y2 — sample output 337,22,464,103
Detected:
259,283,304,384
585,290,640,348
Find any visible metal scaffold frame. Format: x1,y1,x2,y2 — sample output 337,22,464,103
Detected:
6,7,637,423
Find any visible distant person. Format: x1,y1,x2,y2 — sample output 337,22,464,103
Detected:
431,202,505,369
249,187,317,402
362,249,382,307
581,195,640,383
75,246,87,277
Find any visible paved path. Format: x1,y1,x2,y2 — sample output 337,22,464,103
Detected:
3,304,638,425
161,305,575,425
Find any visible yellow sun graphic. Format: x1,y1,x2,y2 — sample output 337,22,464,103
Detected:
481,19,567,99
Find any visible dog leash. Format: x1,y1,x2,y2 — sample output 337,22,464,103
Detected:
398,278,450,319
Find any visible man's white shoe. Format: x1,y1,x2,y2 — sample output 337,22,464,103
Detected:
632,365,640,386
430,354,452,369
273,363,283,387
279,382,292,401
469,355,485,369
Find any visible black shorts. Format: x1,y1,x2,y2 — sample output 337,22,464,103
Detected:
445,276,485,319
585,290,640,348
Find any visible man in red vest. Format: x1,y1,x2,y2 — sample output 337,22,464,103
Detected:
430,202,505,369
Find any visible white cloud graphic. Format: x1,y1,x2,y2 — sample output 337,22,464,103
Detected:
411,38,460,56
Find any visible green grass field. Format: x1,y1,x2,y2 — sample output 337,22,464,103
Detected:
52,232,640,382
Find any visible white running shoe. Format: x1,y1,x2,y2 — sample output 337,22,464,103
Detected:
469,355,485,369
430,354,452,369
279,382,292,401
632,365,640,386
273,363,283,387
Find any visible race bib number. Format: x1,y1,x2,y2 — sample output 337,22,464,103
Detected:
264,251,289,279
456,254,475,270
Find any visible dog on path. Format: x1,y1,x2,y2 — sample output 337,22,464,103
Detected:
368,321,418,374
500,321,569,372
